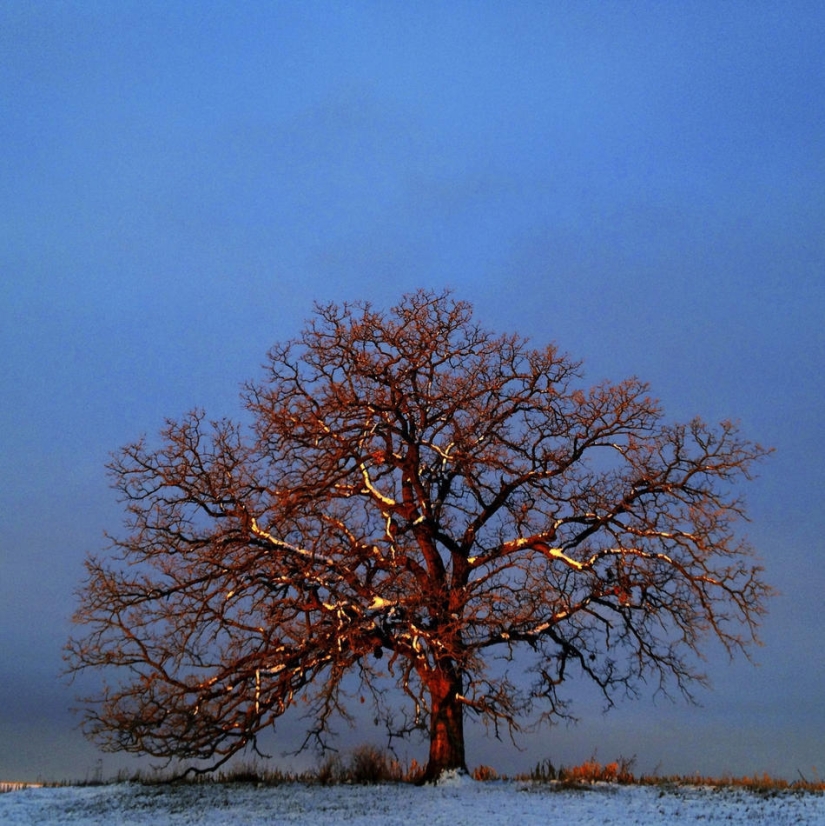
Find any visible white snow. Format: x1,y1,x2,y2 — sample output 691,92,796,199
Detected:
1,780,823,825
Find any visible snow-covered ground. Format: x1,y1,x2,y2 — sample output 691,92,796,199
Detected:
2,775,823,825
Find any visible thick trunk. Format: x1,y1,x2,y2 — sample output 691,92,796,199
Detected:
420,666,467,783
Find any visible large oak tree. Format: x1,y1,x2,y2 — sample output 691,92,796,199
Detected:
67,290,771,781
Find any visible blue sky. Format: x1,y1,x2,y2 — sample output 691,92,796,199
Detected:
1,2,823,781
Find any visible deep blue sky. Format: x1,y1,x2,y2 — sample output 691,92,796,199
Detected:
2,2,823,782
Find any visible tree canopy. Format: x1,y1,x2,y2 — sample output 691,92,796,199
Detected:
67,289,772,780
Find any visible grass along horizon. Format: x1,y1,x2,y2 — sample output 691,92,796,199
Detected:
3,748,823,794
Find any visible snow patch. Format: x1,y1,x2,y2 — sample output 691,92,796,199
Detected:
434,769,475,788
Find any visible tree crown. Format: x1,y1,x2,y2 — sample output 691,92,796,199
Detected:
67,289,772,777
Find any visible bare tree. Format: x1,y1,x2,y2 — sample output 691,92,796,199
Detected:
67,289,772,781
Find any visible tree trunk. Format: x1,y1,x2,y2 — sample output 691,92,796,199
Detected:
420,665,467,783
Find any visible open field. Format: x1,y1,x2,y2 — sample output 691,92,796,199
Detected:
2,775,824,826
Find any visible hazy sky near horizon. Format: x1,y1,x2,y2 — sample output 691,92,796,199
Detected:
2,2,824,782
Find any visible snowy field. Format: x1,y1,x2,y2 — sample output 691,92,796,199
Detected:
2,776,824,826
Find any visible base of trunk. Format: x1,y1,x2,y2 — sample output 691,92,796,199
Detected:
420,668,467,783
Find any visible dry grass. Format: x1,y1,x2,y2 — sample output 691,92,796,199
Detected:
521,755,636,786
519,755,825,794
315,745,416,785
471,764,500,782
639,770,825,794
1,782,44,794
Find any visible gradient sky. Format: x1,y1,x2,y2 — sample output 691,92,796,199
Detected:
2,2,823,783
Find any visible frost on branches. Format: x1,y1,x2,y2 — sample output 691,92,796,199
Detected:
66,290,772,781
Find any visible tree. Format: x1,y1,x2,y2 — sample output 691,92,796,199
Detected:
67,289,772,781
